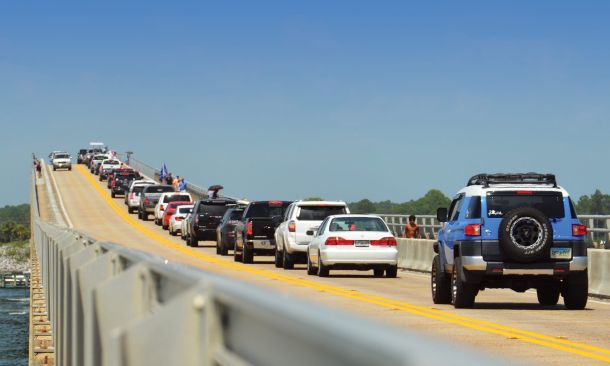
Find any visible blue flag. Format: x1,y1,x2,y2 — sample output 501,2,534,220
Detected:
159,163,168,180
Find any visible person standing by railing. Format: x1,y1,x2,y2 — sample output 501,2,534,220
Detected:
404,215,420,238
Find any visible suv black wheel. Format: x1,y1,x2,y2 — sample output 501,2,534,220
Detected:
373,268,384,277
537,282,560,306
242,243,253,264
233,241,242,262
432,255,451,304
283,249,294,270
274,248,284,268
451,257,478,308
563,271,588,310
499,207,553,263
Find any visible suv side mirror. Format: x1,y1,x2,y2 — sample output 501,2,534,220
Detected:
306,230,314,236
437,208,448,223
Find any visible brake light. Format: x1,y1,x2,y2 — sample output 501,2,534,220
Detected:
247,221,253,235
175,217,183,221
160,205,164,211
516,191,533,195
144,197,149,205
112,180,117,187
325,237,354,246
130,192,134,199
465,224,481,236
269,200,283,205
195,216,199,224
288,221,296,232
572,224,587,236
167,208,176,215
371,237,397,246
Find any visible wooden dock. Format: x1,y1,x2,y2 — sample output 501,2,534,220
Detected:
0,273,30,288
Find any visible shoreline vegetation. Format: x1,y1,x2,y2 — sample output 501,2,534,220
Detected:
0,204,30,274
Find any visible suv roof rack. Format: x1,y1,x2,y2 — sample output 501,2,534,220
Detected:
467,173,557,188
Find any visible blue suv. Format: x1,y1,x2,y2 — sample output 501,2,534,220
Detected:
432,173,588,309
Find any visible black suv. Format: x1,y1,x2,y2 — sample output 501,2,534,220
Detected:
186,198,237,247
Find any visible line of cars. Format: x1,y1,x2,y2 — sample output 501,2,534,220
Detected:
85,164,400,278
75,152,589,308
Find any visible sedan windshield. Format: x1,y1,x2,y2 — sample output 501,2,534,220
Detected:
329,217,388,232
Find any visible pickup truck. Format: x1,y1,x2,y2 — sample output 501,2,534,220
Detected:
233,201,292,264
185,198,237,247
138,185,175,220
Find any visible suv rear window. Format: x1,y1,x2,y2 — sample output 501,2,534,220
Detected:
245,201,291,218
169,195,191,202
486,191,565,219
297,205,347,221
199,204,231,216
144,186,174,194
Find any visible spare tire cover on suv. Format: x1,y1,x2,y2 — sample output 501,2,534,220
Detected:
498,207,553,263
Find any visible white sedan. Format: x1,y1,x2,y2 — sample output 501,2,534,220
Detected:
169,204,194,236
306,215,398,278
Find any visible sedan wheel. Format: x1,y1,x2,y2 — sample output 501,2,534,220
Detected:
317,253,329,277
306,252,316,275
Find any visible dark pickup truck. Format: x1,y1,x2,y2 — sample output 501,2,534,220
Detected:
186,198,237,247
233,201,292,264
138,185,175,220
110,172,139,198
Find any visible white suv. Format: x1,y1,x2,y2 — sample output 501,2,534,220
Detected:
51,152,72,171
99,159,122,180
274,201,349,269
154,192,193,225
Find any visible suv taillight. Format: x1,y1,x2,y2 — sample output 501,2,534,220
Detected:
247,221,253,236
371,237,397,246
325,237,354,246
288,221,296,232
160,205,164,211
464,224,481,236
572,224,587,236
144,197,149,205
112,180,117,187
129,192,134,199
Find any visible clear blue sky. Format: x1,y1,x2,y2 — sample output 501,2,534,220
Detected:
2,1,610,206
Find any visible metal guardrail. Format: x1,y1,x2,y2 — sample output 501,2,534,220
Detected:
379,214,610,245
31,173,501,366
379,214,441,239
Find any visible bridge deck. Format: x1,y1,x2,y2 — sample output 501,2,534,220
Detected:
42,164,610,365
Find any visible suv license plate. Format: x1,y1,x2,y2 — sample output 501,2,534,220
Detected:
550,247,572,259
354,240,370,247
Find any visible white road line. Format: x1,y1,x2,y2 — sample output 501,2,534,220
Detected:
41,161,66,227
46,162,74,228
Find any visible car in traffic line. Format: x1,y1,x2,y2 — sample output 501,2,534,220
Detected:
306,215,398,277
432,173,588,309
274,201,349,269
162,201,193,230
233,201,292,264
99,159,122,181
76,149,88,164
89,154,109,173
138,185,175,220
169,204,194,236
51,152,72,171
154,192,193,226
185,198,237,247
110,171,139,198
126,181,156,213
215,207,245,255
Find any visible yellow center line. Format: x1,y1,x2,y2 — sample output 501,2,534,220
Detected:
74,164,610,363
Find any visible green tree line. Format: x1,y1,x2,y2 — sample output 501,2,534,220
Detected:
0,204,30,243
349,189,610,215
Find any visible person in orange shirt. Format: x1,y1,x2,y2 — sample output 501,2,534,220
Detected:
404,215,420,238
